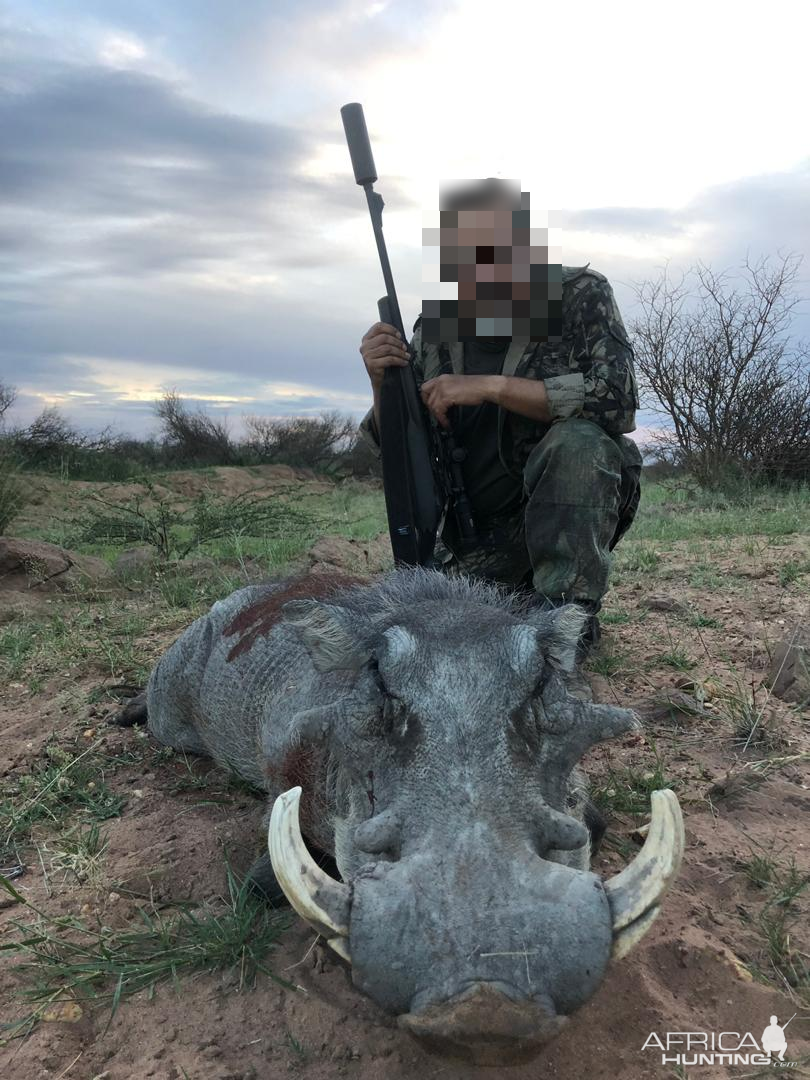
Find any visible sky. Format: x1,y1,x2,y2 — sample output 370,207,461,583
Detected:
1,0,809,446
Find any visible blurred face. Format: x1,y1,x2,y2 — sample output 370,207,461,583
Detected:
422,183,561,342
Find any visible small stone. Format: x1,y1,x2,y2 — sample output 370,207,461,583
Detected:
108,891,120,904
640,593,688,614
673,675,697,692
83,728,96,738
768,621,809,705
646,691,704,723
133,788,145,798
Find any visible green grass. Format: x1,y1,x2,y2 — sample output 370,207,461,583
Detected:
688,612,720,628
285,1031,310,1062
0,740,126,853
45,822,110,886
631,480,810,541
706,673,786,751
657,646,696,671
0,862,293,1039
613,542,661,574
168,753,260,802
741,851,779,890
779,557,810,587
152,564,246,610
738,846,810,1002
592,743,674,817
600,608,632,625
0,602,160,692
587,642,631,678
0,623,40,681
688,563,725,590
20,477,388,562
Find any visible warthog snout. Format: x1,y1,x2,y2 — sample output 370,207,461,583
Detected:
399,982,566,1066
269,786,684,1061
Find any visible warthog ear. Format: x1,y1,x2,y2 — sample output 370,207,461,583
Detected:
526,604,587,673
282,600,365,672
507,625,540,679
381,625,416,665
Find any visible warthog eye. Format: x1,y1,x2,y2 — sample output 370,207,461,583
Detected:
507,700,543,755
381,694,409,738
531,664,553,698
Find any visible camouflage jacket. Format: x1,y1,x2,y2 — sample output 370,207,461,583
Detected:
358,264,639,478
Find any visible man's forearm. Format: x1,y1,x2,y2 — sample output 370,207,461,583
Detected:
488,374,553,424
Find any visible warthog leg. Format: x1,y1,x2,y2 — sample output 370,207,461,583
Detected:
111,691,148,727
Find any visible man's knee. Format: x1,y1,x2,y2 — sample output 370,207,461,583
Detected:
523,419,622,498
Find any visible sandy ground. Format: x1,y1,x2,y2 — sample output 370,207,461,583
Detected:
1,472,809,1079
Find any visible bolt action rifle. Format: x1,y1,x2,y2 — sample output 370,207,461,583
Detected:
340,102,478,567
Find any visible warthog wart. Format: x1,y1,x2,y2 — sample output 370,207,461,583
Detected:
132,567,683,1065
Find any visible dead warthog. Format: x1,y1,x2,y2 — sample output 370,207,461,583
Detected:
131,567,683,1065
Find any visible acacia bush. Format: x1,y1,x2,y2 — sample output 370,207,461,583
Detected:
0,451,27,533
0,382,26,531
629,254,810,486
244,410,357,468
4,406,134,479
0,388,376,482
68,479,318,561
0,382,16,424
155,391,236,466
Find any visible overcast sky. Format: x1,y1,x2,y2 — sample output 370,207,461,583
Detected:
1,0,809,444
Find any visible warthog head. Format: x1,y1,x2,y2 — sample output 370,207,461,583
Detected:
268,570,683,1065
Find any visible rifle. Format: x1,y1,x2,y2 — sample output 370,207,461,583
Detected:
340,102,478,567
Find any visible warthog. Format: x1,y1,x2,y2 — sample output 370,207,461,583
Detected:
136,567,683,1065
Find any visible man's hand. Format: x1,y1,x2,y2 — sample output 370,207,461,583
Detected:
420,374,498,429
360,322,409,390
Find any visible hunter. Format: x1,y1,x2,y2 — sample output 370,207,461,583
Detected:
358,178,642,656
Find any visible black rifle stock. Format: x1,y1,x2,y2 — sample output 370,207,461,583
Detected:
340,102,478,567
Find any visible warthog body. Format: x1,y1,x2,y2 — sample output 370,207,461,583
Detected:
144,567,681,1064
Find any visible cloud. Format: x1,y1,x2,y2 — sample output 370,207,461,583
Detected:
562,207,687,239
563,163,810,270
1,2,808,442
0,63,374,284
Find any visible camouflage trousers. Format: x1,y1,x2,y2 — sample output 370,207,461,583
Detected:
436,418,642,611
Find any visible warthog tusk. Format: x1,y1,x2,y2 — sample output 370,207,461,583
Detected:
604,789,684,958
268,786,351,957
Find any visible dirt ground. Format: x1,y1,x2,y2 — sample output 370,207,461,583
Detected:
1,470,809,1079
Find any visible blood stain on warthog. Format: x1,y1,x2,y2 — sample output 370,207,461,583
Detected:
222,571,364,662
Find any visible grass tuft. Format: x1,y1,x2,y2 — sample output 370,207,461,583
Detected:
0,862,293,1039
707,674,786,751
586,641,631,679
778,557,810,588
738,846,810,1002
592,743,674,818
615,542,662,574
688,612,720,628
600,608,632,625
0,739,125,853
658,646,696,671
45,822,109,886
